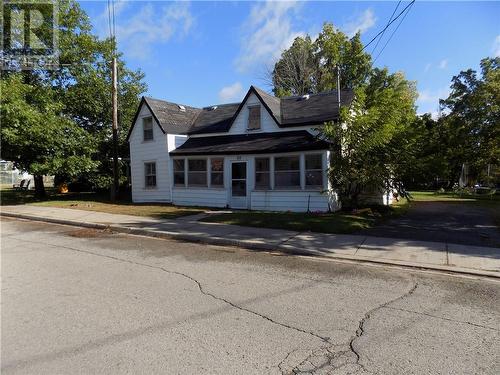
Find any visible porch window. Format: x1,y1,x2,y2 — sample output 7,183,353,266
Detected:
248,106,261,130
188,159,207,187
274,156,300,188
305,154,323,188
255,158,270,190
143,117,153,141
173,159,185,186
210,158,224,187
144,162,156,188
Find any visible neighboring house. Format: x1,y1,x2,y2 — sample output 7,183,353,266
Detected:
127,85,355,212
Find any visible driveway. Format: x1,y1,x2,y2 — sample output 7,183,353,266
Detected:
2,218,499,374
360,201,500,247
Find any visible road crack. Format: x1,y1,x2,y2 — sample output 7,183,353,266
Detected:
348,281,418,373
11,237,329,345
282,282,419,374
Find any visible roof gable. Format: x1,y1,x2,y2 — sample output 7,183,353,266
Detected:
126,97,166,142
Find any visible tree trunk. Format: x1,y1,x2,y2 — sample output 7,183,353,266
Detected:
34,175,46,198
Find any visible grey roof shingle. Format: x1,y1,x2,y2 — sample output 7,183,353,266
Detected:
128,86,353,139
169,130,331,155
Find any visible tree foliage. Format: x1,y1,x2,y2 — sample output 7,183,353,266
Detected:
323,69,417,208
272,23,371,97
272,24,417,208
1,0,147,194
1,75,98,196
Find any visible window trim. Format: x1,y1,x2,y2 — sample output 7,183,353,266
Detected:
173,158,186,187
142,116,154,141
274,155,301,189
187,158,208,188
144,161,157,189
210,158,224,188
305,153,324,189
255,157,271,190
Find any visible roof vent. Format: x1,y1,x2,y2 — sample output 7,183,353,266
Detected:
301,94,310,101
204,106,218,111
178,105,186,112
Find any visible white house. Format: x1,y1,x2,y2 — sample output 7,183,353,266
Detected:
127,86,356,212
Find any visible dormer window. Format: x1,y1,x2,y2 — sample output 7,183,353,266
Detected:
143,117,153,141
248,106,261,130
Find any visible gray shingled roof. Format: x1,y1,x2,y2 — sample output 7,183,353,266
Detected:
170,131,331,156
130,86,353,138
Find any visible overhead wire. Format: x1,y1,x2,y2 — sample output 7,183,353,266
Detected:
373,1,415,63
370,0,401,56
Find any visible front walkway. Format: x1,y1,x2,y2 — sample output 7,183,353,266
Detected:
1,205,499,278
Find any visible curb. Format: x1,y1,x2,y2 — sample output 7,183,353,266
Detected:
2,212,499,280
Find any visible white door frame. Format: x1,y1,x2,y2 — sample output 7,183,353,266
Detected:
230,161,248,209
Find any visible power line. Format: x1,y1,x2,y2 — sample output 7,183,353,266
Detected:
362,0,415,51
370,0,401,56
373,0,415,63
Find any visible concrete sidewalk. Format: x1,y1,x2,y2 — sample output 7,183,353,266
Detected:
1,205,499,278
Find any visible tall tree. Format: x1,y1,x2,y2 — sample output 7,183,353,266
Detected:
439,57,500,184
1,0,147,191
323,69,417,208
1,75,97,197
271,23,372,97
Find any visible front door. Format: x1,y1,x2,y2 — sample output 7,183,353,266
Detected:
230,162,247,209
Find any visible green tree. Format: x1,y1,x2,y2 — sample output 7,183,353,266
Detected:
271,23,372,97
439,57,500,185
2,0,147,190
323,69,418,209
1,75,98,197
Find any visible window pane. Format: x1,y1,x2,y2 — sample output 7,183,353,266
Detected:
143,117,153,140
188,159,206,172
211,173,223,187
211,158,224,172
275,156,299,171
232,163,246,179
174,172,185,186
232,180,246,196
174,159,185,172
255,172,270,189
306,171,323,187
145,175,156,187
306,154,322,170
255,158,269,172
188,172,207,186
275,171,300,187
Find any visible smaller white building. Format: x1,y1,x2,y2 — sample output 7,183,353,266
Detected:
127,86,355,212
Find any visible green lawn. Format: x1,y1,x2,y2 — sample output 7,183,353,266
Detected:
0,189,202,220
202,201,409,234
408,190,499,202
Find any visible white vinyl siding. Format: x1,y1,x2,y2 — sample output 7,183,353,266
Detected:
129,104,170,203
250,191,329,212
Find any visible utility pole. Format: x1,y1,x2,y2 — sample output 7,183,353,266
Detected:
111,55,119,201
336,65,341,107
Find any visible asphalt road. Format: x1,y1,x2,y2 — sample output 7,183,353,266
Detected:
360,201,500,247
1,218,499,375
